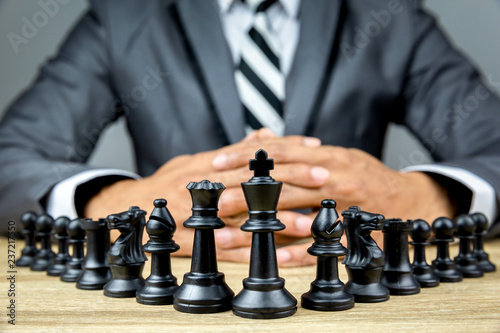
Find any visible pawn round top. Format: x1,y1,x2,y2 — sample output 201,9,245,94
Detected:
35,214,54,233
20,211,37,230
321,199,336,209
432,217,455,241
154,198,167,208
455,214,476,237
53,216,71,235
411,219,431,243
67,219,86,239
470,212,488,233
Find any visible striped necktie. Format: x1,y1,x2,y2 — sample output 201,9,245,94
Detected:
235,0,285,136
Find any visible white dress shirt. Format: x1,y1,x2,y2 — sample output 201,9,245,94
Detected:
47,0,497,227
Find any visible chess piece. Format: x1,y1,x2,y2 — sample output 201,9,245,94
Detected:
173,182,233,313
410,219,439,287
61,219,86,282
470,212,496,272
104,206,147,298
137,199,180,305
454,214,483,278
381,219,420,295
17,211,39,267
343,206,389,303
30,214,55,271
232,149,297,319
431,217,463,282
301,199,354,311
76,218,111,290
47,216,71,276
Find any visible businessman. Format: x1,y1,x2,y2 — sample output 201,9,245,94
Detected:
1,0,499,266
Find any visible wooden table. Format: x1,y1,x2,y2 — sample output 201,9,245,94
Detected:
1,237,499,332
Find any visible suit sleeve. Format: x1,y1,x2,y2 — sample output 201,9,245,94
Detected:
0,3,119,231
399,2,500,231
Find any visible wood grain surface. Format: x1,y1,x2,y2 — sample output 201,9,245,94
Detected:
1,237,499,332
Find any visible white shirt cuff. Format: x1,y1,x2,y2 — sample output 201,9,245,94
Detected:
402,164,498,226
46,169,140,219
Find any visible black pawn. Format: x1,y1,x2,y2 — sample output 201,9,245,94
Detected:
232,149,297,319
104,206,147,298
381,219,420,295
301,199,354,311
454,214,483,278
17,212,39,267
47,216,71,276
31,214,55,271
61,219,86,282
343,206,389,303
173,181,234,313
470,212,496,272
137,199,180,305
410,219,439,287
431,217,462,282
76,218,111,290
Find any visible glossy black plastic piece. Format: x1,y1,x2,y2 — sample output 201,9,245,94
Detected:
17,211,39,267
454,214,483,278
104,207,147,298
174,181,234,313
381,219,420,295
232,150,297,319
431,217,463,282
470,212,496,272
343,206,389,303
30,214,55,271
137,199,180,305
301,199,354,311
60,218,86,282
47,216,71,276
76,218,111,290
410,219,439,288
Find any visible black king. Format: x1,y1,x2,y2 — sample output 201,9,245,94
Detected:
231,149,297,319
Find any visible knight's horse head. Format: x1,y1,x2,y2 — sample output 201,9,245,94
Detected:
106,206,147,265
357,211,385,235
342,206,385,268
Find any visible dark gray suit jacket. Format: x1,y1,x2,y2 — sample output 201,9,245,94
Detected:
1,0,500,232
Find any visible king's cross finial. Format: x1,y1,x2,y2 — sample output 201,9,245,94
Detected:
249,149,274,177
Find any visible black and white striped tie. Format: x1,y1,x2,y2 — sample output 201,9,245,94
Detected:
235,0,285,136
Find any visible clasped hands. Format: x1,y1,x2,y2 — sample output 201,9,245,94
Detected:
85,129,455,267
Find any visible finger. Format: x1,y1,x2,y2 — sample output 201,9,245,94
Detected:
275,211,314,237
212,136,322,170
276,242,317,267
207,163,330,189
214,225,252,249
218,183,328,217
216,246,251,264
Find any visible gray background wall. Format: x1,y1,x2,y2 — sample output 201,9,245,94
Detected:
1,0,499,173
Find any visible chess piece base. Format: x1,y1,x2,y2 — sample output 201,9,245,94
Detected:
47,263,68,276
381,271,420,295
301,287,354,311
136,276,178,305
77,267,112,290
17,250,38,267
412,265,440,288
232,277,297,319
345,267,390,303
30,255,52,272
104,264,145,298
477,258,496,273
60,267,83,282
173,272,233,313
433,260,463,282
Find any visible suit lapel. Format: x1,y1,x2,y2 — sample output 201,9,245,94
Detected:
285,0,343,135
175,0,245,144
